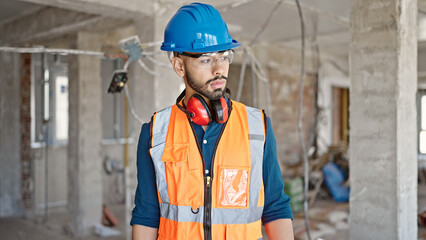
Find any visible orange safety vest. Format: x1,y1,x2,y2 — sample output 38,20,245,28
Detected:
149,101,266,240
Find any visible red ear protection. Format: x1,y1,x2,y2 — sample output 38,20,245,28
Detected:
186,94,229,125
186,94,212,126
211,97,228,124
176,90,231,126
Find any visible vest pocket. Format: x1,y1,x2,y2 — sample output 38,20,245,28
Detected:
161,143,191,205
217,166,251,209
162,143,188,163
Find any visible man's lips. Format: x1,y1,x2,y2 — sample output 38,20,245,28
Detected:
210,79,226,89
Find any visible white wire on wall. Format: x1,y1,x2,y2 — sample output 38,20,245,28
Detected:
294,0,312,239
245,49,272,114
236,49,249,102
0,46,105,56
137,59,162,76
220,0,256,12
144,55,172,68
0,46,162,58
123,85,144,125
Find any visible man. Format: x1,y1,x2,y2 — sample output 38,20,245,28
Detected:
131,2,294,240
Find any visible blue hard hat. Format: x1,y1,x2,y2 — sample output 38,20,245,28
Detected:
161,2,241,53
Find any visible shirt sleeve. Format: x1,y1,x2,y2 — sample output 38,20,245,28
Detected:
262,117,294,224
130,122,161,228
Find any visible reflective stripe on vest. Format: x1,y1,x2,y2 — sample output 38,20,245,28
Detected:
246,106,264,213
159,202,264,224
150,102,265,227
150,106,172,204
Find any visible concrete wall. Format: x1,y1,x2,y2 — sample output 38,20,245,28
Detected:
32,146,68,212
0,52,22,217
267,67,316,168
258,44,317,169
419,47,426,88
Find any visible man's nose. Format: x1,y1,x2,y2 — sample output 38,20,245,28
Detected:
212,59,226,76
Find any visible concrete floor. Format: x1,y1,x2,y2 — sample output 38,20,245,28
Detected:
0,204,127,240
292,200,349,240
0,200,425,240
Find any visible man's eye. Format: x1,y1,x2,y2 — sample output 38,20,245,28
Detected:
199,58,211,64
220,56,229,61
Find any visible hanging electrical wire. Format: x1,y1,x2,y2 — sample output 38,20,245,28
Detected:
123,85,143,125
249,0,284,46
237,48,272,114
137,59,163,76
250,53,258,107
236,49,249,102
235,0,284,113
220,0,255,12
144,55,173,68
0,46,105,57
249,52,272,115
307,13,321,158
0,46,162,59
294,0,312,239
0,43,159,125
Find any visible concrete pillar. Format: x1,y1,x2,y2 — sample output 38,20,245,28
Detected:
350,0,417,239
67,32,103,236
0,52,22,217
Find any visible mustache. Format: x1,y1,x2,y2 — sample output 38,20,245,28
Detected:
206,75,228,85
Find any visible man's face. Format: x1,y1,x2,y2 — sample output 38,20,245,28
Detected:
177,51,232,100
184,61,228,100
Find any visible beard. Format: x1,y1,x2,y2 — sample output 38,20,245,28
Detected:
185,70,228,100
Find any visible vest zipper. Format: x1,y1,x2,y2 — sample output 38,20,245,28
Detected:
187,119,211,240
207,110,231,240
187,108,231,240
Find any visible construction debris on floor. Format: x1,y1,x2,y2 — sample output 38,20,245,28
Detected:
292,200,349,240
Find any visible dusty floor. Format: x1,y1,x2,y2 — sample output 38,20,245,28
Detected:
0,200,425,240
0,204,127,240
292,200,349,240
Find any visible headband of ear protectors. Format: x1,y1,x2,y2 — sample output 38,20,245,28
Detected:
176,88,232,126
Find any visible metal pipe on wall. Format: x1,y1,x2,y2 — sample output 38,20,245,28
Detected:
42,52,50,223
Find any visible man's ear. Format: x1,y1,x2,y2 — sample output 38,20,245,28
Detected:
171,57,185,78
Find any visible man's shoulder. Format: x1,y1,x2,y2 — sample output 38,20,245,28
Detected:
155,105,175,115
149,105,175,121
231,100,264,114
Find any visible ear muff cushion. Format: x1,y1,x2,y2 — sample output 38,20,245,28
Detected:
211,97,229,124
186,94,212,125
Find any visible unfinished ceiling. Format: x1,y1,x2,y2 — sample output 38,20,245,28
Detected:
220,0,349,57
1,0,426,58
0,0,40,25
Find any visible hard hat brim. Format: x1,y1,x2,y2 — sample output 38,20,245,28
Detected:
161,40,241,53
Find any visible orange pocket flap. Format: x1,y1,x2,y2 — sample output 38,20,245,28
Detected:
161,144,188,163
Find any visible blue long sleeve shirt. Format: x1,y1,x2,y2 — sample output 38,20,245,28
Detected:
130,114,293,228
